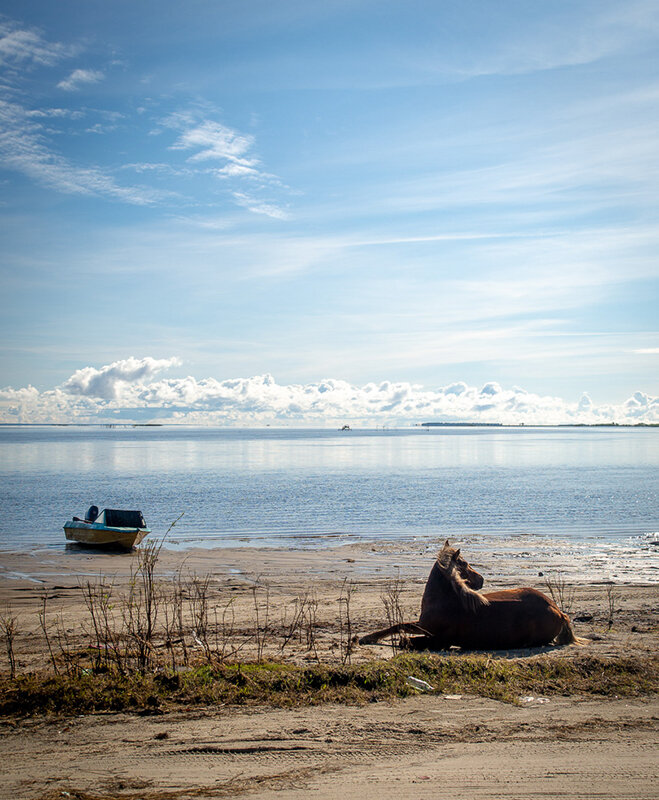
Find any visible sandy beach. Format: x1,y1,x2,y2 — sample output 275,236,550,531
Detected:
0,540,657,799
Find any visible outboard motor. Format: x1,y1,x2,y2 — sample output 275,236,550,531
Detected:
86,505,99,523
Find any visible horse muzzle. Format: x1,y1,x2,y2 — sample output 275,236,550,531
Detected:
467,569,484,590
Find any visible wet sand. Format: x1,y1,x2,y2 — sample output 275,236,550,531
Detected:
0,541,657,799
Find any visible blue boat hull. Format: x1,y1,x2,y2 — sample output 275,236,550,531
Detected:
64,520,151,549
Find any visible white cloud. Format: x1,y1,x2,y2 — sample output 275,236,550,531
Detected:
0,22,166,205
0,20,74,67
232,191,289,219
171,118,255,164
57,68,104,92
62,356,182,400
1,358,657,425
25,107,84,119
0,98,166,204
434,0,659,79
217,162,260,178
163,109,290,216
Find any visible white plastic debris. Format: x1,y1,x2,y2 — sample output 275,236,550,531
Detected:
406,676,434,691
520,696,550,704
443,694,463,700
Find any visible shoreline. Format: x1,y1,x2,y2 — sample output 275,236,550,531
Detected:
1,539,657,671
2,530,658,587
3,422,658,427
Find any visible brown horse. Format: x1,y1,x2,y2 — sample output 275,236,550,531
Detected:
359,541,581,650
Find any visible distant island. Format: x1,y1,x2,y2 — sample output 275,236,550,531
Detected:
419,422,657,428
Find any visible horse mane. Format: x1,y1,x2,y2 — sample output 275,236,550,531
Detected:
437,547,490,614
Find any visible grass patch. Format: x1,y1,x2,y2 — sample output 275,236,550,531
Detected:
1,653,657,716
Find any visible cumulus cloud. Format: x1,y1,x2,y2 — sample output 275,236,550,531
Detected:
62,356,182,400
57,68,104,91
0,358,657,426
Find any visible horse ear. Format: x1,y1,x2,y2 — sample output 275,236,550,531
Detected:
444,539,450,548
452,548,461,560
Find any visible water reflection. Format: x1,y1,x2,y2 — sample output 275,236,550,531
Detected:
2,426,657,474
0,427,657,554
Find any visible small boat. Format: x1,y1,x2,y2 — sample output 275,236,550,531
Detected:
64,507,151,549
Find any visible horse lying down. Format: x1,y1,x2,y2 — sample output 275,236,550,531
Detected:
359,541,585,650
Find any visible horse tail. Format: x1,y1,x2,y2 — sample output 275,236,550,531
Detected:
554,616,588,646
359,622,429,646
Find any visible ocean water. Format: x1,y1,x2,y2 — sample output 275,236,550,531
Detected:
0,425,657,579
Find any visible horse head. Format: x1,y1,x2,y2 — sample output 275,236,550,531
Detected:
440,540,484,590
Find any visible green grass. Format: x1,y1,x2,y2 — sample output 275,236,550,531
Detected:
1,653,657,716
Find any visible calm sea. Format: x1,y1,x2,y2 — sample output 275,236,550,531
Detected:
1,425,657,576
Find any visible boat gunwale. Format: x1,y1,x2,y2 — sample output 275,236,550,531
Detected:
63,520,151,535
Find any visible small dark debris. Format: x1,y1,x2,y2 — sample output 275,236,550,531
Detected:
172,744,309,755
574,614,594,622
154,731,169,740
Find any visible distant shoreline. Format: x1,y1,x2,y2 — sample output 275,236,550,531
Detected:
418,421,658,428
0,422,657,428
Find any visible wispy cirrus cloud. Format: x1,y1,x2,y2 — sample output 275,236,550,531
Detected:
0,20,170,205
425,0,659,79
0,19,75,67
25,106,85,120
170,116,255,164
232,191,290,220
0,98,165,204
0,19,292,217
218,162,261,178
57,68,104,91
163,109,290,218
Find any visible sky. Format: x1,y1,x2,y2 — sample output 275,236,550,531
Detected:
0,0,658,425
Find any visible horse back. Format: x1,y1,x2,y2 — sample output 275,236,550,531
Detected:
456,586,568,649
482,586,559,607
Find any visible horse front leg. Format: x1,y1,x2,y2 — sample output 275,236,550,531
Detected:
359,621,429,646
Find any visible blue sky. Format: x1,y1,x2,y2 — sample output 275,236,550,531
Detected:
0,1,658,424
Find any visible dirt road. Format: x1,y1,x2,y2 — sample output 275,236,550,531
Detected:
2,694,657,799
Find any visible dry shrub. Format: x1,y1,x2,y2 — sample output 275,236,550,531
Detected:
380,570,408,653
0,604,17,679
544,572,576,616
338,579,355,665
